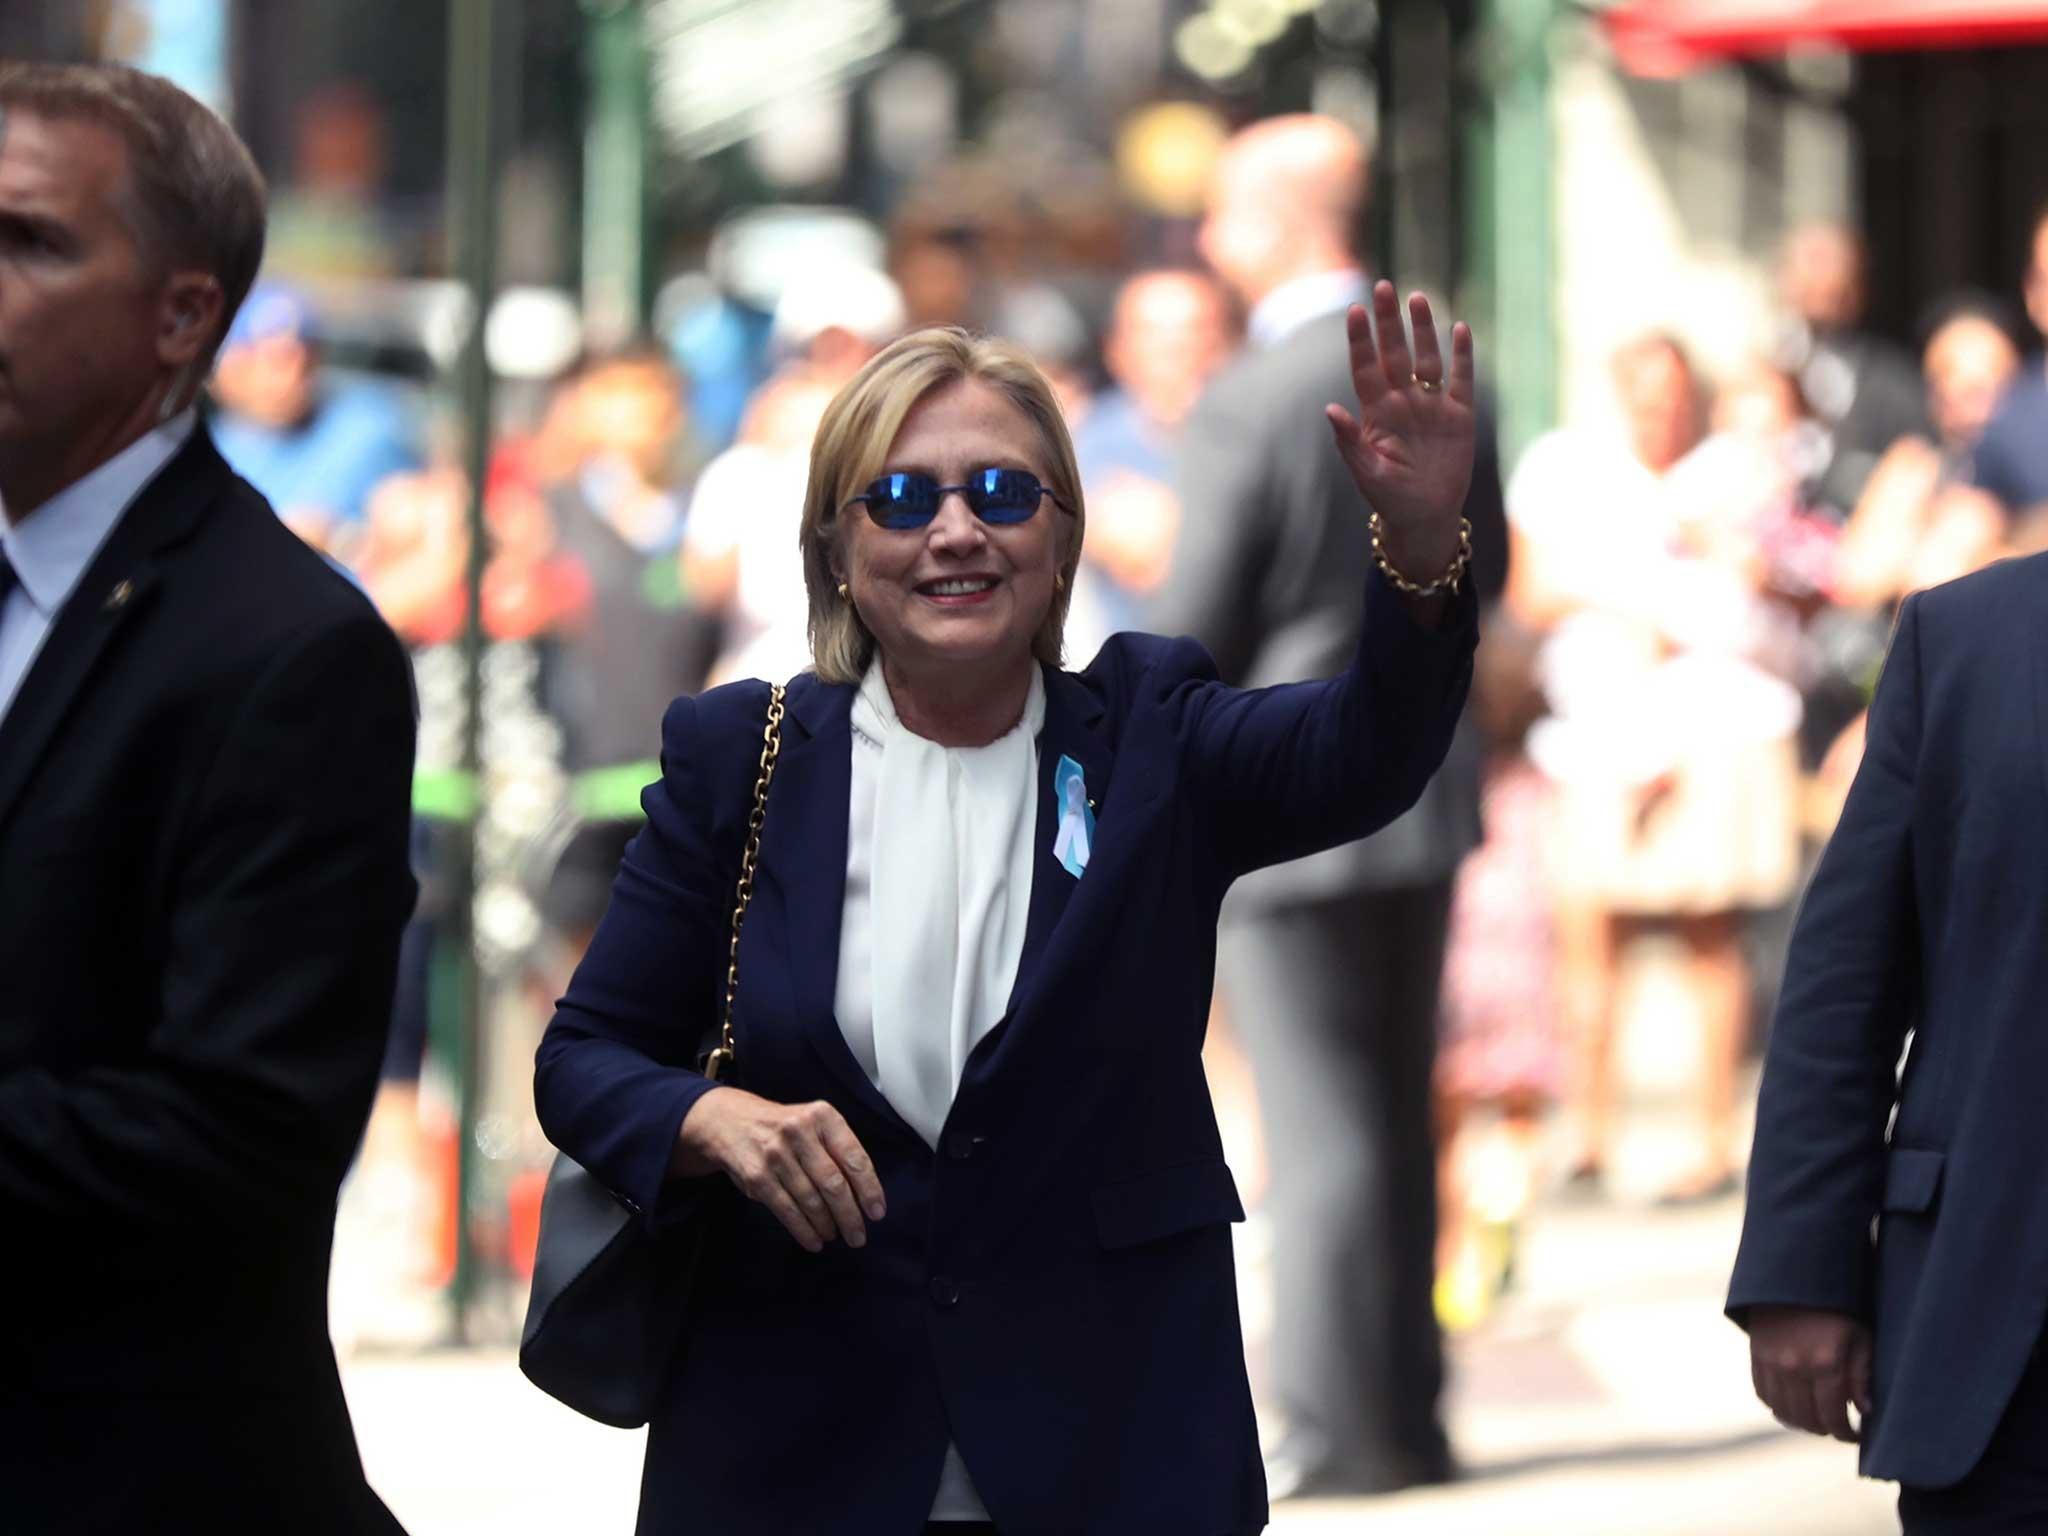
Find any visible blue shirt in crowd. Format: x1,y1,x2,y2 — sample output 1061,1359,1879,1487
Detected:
1070,388,1178,638
212,381,421,531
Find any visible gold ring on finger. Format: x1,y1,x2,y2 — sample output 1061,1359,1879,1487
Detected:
1414,375,1442,393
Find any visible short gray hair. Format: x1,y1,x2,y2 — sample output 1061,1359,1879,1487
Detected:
0,62,267,375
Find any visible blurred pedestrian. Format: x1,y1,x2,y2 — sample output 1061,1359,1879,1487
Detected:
985,278,1096,424
1798,297,2027,849
355,462,470,646
538,346,719,971
774,263,911,397
1835,297,2022,611
1967,202,2048,520
1777,222,1930,517
1151,113,1507,1498
1729,548,2048,1533
665,277,774,456
533,303,1478,1534
1066,268,1238,660
683,266,906,687
209,279,421,562
0,63,413,1533
1513,334,1802,1207
1432,612,1560,1332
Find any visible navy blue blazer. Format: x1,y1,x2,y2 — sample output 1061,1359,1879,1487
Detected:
1730,554,2048,1489
535,568,1476,1535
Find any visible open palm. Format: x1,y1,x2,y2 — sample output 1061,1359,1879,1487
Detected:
1325,282,1477,537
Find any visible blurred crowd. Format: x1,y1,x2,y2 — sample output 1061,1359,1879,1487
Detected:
223,130,2048,1418
1438,207,2048,1326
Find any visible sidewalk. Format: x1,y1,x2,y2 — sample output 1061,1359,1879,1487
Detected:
1279,1189,1896,1534
341,1183,1896,1535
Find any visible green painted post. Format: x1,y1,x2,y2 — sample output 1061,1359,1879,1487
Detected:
444,0,503,1335
1471,0,1559,464
582,0,650,347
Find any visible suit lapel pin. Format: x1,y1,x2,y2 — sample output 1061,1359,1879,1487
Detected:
1052,754,1095,878
104,579,135,613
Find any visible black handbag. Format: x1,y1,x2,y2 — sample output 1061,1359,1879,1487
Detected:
519,684,786,1427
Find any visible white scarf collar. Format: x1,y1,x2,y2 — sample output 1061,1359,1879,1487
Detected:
849,658,1046,1148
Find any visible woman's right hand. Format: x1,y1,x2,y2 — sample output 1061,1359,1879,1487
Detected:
671,1088,887,1253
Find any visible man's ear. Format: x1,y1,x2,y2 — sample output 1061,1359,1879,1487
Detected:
158,272,226,375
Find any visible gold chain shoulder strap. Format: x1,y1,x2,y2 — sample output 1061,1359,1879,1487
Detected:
703,682,785,1082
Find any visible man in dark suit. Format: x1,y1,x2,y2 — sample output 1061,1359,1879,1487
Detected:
1730,552,2048,1532
1149,114,1506,1498
0,63,415,1533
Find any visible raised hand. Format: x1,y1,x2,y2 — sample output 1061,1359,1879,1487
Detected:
1325,282,1477,581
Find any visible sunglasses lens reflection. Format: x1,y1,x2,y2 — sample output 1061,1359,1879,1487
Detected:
863,469,1046,528
869,473,937,528
976,469,1043,523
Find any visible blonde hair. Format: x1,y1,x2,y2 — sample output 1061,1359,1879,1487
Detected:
801,327,1087,684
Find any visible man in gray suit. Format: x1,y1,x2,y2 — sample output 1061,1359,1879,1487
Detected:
1151,113,1506,1498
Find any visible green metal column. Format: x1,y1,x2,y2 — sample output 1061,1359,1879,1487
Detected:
443,0,504,1335
1470,0,1559,464
582,0,651,348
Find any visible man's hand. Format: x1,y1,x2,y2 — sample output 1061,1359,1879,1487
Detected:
1749,1305,1873,1443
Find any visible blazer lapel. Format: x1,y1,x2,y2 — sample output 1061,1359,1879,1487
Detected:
1005,662,1115,1019
0,431,220,839
770,664,1116,1128
763,675,918,1139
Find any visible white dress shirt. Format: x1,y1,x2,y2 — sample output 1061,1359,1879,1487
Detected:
0,412,196,721
1247,267,1369,350
835,655,1047,1523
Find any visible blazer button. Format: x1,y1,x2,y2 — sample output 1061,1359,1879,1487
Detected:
929,1275,962,1309
943,1132,984,1162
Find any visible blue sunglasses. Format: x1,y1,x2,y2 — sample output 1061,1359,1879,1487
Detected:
844,468,1075,530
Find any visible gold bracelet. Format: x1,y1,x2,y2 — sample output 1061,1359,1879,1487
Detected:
1370,513,1472,597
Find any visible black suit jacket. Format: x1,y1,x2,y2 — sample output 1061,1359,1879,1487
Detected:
0,429,416,1534
1729,554,2048,1488
1148,305,1508,905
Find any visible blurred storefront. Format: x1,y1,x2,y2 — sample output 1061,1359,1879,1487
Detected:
1561,0,2048,427
31,1,2048,469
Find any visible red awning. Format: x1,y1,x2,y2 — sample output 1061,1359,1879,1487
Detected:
1603,0,2048,76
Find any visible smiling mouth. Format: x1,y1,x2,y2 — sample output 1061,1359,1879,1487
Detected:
916,576,1001,599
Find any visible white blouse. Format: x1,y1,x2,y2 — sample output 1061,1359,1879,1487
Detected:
835,655,1046,1523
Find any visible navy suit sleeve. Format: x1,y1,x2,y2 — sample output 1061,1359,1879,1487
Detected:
535,689,753,1227
0,615,416,1227
1168,565,1477,883
1728,595,1924,1327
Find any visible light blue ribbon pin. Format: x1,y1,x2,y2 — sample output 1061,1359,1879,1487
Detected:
1051,754,1095,878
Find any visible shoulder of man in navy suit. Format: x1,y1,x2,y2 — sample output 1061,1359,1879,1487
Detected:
1909,546,2048,633
1874,548,2048,712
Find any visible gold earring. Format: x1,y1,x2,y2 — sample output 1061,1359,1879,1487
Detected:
1055,573,1067,593
837,582,850,601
